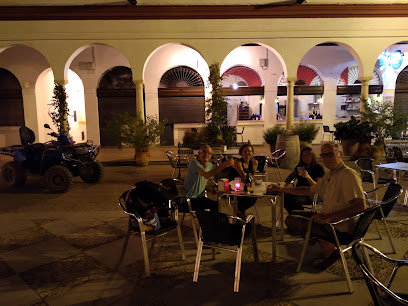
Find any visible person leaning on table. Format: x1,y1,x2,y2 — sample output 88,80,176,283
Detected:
268,142,366,267
183,144,234,211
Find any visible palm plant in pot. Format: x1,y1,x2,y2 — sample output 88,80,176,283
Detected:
292,121,320,149
334,116,372,157
106,112,166,166
263,125,285,152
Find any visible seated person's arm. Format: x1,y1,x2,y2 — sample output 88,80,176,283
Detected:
269,185,314,196
311,198,366,224
302,171,322,186
232,158,246,180
197,158,234,180
284,171,297,186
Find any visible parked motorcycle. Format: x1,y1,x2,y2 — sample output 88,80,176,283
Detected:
0,124,104,193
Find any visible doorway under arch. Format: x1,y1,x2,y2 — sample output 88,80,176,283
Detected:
97,66,136,146
0,68,24,127
158,65,205,146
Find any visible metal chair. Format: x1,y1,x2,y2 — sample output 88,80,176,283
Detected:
364,183,403,254
118,186,186,277
160,178,200,247
296,205,381,293
166,150,189,179
268,149,286,182
322,125,335,142
235,127,245,143
253,155,268,181
193,210,258,292
355,158,397,188
352,242,408,306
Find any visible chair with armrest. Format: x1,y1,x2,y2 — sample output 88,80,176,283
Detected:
193,210,258,292
352,241,408,306
322,125,335,142
296,205,381,293
355,158,397,188
364,183,403,254
235,127,245,144
268,149,286,182
166,150,189,179
118,187,186,277
253,155,268,181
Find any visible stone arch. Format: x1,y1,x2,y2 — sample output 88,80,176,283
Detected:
158,65,205,146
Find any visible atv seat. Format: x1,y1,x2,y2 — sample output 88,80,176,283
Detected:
20,126,35,146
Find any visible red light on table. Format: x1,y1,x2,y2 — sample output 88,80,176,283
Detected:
235,179,241,191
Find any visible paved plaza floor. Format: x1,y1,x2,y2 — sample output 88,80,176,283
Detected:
0,146,407,305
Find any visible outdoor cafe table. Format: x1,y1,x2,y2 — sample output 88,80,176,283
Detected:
376,162,408,206
219,181,283,262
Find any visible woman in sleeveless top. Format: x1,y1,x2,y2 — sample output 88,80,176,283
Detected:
232,144,258,216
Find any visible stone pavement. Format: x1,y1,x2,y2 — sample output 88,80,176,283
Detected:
0,148,407,305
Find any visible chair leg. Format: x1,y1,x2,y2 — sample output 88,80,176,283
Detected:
373,219,383,239
296,219,313,272
114,228,131,271
190,213,199,248
275,164,282,182
141,232,151,277
193,233,203,282
331,228,353,293
381,218,396,254
177,222,186,260
338,247,353,293
251,219,259,262
234,246,243,292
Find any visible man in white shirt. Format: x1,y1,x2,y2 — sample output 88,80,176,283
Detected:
269,142,366,263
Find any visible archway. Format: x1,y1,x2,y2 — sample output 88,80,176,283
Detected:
158,65,205,145
278,65,324,119
395,65,408,113
336,65,382,118
0,68,24,128
97,66,136,146
221,65,264,123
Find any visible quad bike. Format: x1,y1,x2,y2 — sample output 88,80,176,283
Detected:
0,124,104,193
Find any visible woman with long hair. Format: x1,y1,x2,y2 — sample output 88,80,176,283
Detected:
283,147,325,213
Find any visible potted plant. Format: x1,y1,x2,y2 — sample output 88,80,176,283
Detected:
263,125,285,152
292,121,320,149
360,98,408,155
106,112,166,166
49,82,70,135
334,116,372,156
202,62,231,146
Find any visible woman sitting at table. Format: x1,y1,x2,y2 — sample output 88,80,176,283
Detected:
183,145,234,211
283,147,325,213
231,143,259,216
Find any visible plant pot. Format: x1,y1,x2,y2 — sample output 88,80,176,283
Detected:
341,140,359,157
134,151,150,167
269,145,276,154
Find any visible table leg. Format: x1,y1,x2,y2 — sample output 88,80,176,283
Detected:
232,195,238,216
280,193,284,241
271,197,277,262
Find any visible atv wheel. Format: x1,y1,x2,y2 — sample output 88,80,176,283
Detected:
1,161,26,187
79,161,104,183
44,165,73,193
